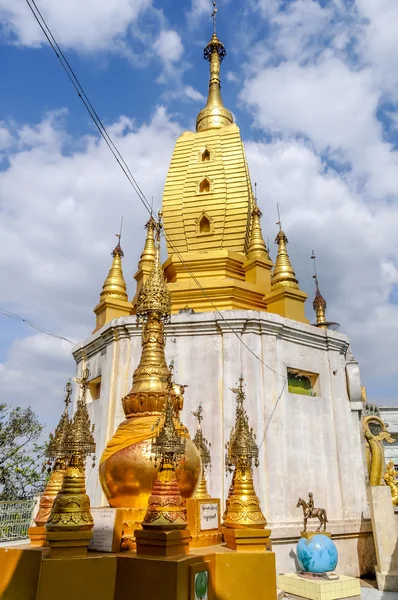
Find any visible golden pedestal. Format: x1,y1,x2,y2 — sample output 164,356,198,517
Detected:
46,530,93,558
187,497,222,547
222,526,272,552
28,525,47,547
135,528,192,557
300,531,332,539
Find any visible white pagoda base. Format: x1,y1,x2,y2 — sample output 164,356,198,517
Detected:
72,310,374,576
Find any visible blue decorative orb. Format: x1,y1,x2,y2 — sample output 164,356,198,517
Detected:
297,534,338,573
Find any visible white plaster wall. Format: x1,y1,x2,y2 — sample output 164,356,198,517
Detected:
72,310,369,535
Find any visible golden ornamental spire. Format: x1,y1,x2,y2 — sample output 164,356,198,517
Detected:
313,278,327,328
192,404,211,499
247,189,269,259
139,216,157,266
100,235,128,302
123,215,175,417
136,218,171,324
271,223,299,290
223,375,267,529
196,1,233,133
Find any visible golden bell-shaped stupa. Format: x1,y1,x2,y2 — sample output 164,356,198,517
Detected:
192,404,211,499
223,375,267,529
99,217,201,513
142,391,188,530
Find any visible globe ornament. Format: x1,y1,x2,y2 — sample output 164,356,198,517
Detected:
297,534,338,574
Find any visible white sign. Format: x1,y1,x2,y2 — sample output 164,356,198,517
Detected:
88,507,117,552
199,502,219,531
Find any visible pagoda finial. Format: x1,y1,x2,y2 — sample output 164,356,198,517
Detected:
271,217,299,290
99,233,128,303
139,215,157,265
136,213,171,324
311,251,328,329
196,1,233,133
247,184,269,259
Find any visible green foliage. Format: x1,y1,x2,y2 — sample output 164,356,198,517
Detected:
0,403,46,500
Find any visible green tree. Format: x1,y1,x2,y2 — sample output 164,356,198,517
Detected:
0,404,46,500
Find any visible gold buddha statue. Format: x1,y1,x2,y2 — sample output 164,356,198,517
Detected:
99,220,201,512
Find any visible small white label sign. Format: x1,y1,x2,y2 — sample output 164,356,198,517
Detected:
88,507,117,552
199,503,219,531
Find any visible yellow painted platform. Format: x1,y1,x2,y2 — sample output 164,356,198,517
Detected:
0,543,277,600
278,573,361,600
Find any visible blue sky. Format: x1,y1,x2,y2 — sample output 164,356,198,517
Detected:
1,0,398,428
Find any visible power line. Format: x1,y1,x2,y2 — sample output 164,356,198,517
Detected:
0,307,74,344
22,0,288,380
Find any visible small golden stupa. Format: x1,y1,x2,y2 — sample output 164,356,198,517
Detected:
142,381,188,530
46,369,96,556
28,381,72,546
192,404,211,499
223,375,266,530
99,216,201,521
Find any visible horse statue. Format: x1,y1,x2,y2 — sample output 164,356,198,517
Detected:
296,493,328,532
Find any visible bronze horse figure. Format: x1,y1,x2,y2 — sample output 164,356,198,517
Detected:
296,497,328,532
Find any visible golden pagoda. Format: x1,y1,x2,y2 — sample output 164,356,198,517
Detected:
161,19,276,314
222,375,270,551
46,369,96,556
28,381,72,546
158,9,308,323
264,224,308,323
93,235,132,332
99,216,201,537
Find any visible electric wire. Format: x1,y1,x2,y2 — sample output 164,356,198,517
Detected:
0,307,74,344
22,0,288,379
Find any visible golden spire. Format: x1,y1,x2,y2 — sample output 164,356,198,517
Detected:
100,235,128,302
311,251,327,329
46,380,72,463
247,186,269,259
138,215,156,267
123,214,175,417
223,375,266,529
196,1,233,133
192,404,211,499
136,219,171,324
271,223,299,290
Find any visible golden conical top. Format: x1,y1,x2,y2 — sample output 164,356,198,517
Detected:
192,404,211,499
136,218,171,324
100,236,128,302
139,216,157,266
247,196,269,259
271,225,299,290
313,278,327,328
196,4,233,133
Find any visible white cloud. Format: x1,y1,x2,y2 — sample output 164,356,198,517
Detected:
0,108,182,426
246,138,398,386
154,30,183,64
0,0,152,52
